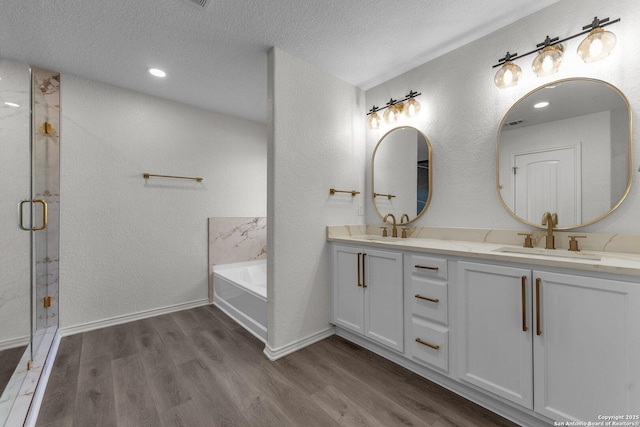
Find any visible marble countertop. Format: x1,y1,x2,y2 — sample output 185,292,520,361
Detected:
327,228,640,278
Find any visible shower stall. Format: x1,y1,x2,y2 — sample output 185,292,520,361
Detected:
0,59,60,426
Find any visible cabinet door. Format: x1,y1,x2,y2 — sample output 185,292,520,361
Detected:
364,248,404,352
331,245,364,333
533,271,640,421
457,261,533,409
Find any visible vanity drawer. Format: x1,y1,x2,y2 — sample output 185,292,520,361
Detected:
410,254,447,280
410,276,448,325
410,317,449,372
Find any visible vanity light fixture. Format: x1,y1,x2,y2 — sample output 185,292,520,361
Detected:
147,67,167,78
366,90,422,128
494,52,522,89
491,15,620,88
577,17,617,63
532,36,564,77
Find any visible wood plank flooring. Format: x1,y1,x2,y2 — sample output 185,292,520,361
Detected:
0,345,27,395
36,306,517,426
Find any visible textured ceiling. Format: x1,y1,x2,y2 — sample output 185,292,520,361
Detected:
0,0,560,123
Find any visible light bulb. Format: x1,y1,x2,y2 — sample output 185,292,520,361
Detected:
532,45,563,77
383,105,399,124
494,61,521,89
578,27,616,63
404,98,421,117
368,112,381,129
589,38,603,57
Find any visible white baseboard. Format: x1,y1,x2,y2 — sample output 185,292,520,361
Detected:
60,299,209,336
0,335,30,352
263,326,335,361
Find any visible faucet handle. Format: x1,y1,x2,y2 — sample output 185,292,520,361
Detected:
517,232,534,248
568,235,586,252
380,227,388,237
401,227,408,238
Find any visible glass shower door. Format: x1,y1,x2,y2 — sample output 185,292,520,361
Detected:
0,58,33,424
0,60,59,427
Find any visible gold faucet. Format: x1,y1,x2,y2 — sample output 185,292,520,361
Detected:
541,212,558,249
400,213,410,224
383,213,398,237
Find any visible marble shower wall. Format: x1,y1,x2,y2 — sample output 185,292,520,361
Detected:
33,68,60,330
208,217,267,301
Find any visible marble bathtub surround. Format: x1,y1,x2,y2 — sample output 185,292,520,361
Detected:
327,225,640,256
208,217,267,302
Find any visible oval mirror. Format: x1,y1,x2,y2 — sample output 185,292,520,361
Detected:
497,78,632,230
372,126,432,224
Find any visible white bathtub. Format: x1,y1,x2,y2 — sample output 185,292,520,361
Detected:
213,260,266,342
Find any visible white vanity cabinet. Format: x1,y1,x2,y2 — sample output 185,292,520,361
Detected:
457,261,534,409
331,244,404,352
458,261,640,422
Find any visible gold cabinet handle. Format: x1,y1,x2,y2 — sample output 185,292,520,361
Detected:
33,199,48,231
415,265,439,271
521,276,528,332
415,338,440,350
536,278,542,336
362,253,367,288
357,253,362,287
415,294,439,303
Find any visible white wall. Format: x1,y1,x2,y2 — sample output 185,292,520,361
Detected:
267,48,365,356
365,0,640,233
60,75,266,331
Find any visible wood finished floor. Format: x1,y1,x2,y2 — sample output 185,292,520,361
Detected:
0,345,27,395
36,305,517,427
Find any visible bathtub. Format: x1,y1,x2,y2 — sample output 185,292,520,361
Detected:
213,260,267,342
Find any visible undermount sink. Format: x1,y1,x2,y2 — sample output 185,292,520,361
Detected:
493,246,602,261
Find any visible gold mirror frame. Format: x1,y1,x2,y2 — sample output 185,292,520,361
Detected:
372,126,433,224
496,78,633,230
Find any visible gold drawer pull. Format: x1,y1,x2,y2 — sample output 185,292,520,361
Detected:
415,265,439,271
415,338,440,350
415,294,439,303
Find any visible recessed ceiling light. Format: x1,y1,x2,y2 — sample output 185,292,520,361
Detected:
4,101,20,107
534,101,550,109
148,68,166,78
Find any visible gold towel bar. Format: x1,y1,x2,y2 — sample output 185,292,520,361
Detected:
143,173,203,182
373,192,396,200
330,188,360,196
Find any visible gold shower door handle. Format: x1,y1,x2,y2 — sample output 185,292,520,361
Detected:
18,199,48,231
18,200,30,230
33,199,48,231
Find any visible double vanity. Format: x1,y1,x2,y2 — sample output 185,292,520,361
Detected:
328,226,640,426
333,77,638,425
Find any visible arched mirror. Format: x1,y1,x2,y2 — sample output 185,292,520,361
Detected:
372,126,432,224
497,78,632,230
